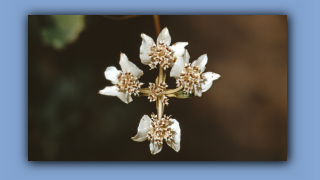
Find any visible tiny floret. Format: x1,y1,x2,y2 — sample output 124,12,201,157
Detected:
148,82,169,106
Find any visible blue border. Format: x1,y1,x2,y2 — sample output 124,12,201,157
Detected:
1,0,319,179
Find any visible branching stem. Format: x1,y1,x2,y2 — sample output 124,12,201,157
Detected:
163,87,183,94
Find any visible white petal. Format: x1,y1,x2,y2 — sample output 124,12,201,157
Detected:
170,50,190,79
104,66,121,84
99,86,133,104
150,140,163,155
157,27,171,46
166,119,181,152
140,33,155,65
131,115,152,142
119,53,143,78
202,72,220,92
183,49,190,64
194,85,202,97
170,42,188,57
170,57,184,79
192,54,208,73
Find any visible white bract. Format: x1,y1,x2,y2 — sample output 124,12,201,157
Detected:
140,27,188,70
170,50,220,97
132,114,181,155
99,52,144,104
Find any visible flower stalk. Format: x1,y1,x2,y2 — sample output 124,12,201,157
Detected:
157,67,164,118
163,86,183,94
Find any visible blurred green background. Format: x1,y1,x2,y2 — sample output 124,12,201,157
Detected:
28,15,287,160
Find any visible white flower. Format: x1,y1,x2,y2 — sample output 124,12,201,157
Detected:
170,50,220,97
140,27,188,70
132,113,181,155
99,52,144,104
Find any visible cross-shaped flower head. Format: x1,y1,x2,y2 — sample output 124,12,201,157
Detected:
132,113,181,155
148,82,169,106
170,50,220,97
140,27,188,70
99,52,144,104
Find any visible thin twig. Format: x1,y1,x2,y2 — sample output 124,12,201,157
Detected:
153,15,161,36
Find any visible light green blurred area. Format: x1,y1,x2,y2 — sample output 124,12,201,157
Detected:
41,15,85,49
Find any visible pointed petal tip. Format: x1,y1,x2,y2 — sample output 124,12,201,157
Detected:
131,137,141,142
214,72,221,78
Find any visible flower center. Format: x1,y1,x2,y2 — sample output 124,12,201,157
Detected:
148,82,169,105
148,41,174,70
116,71,143,95
147,114,173,144
176,64,206,94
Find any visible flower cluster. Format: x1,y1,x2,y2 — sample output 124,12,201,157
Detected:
99,27,220,155
170,50,220,96
99,53,144,104
140,28,188,69
116,71,144,96
148,82,169,105
132,113,180,155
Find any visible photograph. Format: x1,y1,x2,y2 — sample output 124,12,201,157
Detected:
28,15,287,161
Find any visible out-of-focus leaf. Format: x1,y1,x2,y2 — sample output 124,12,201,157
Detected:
41,15,85,50
102,15,141,20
